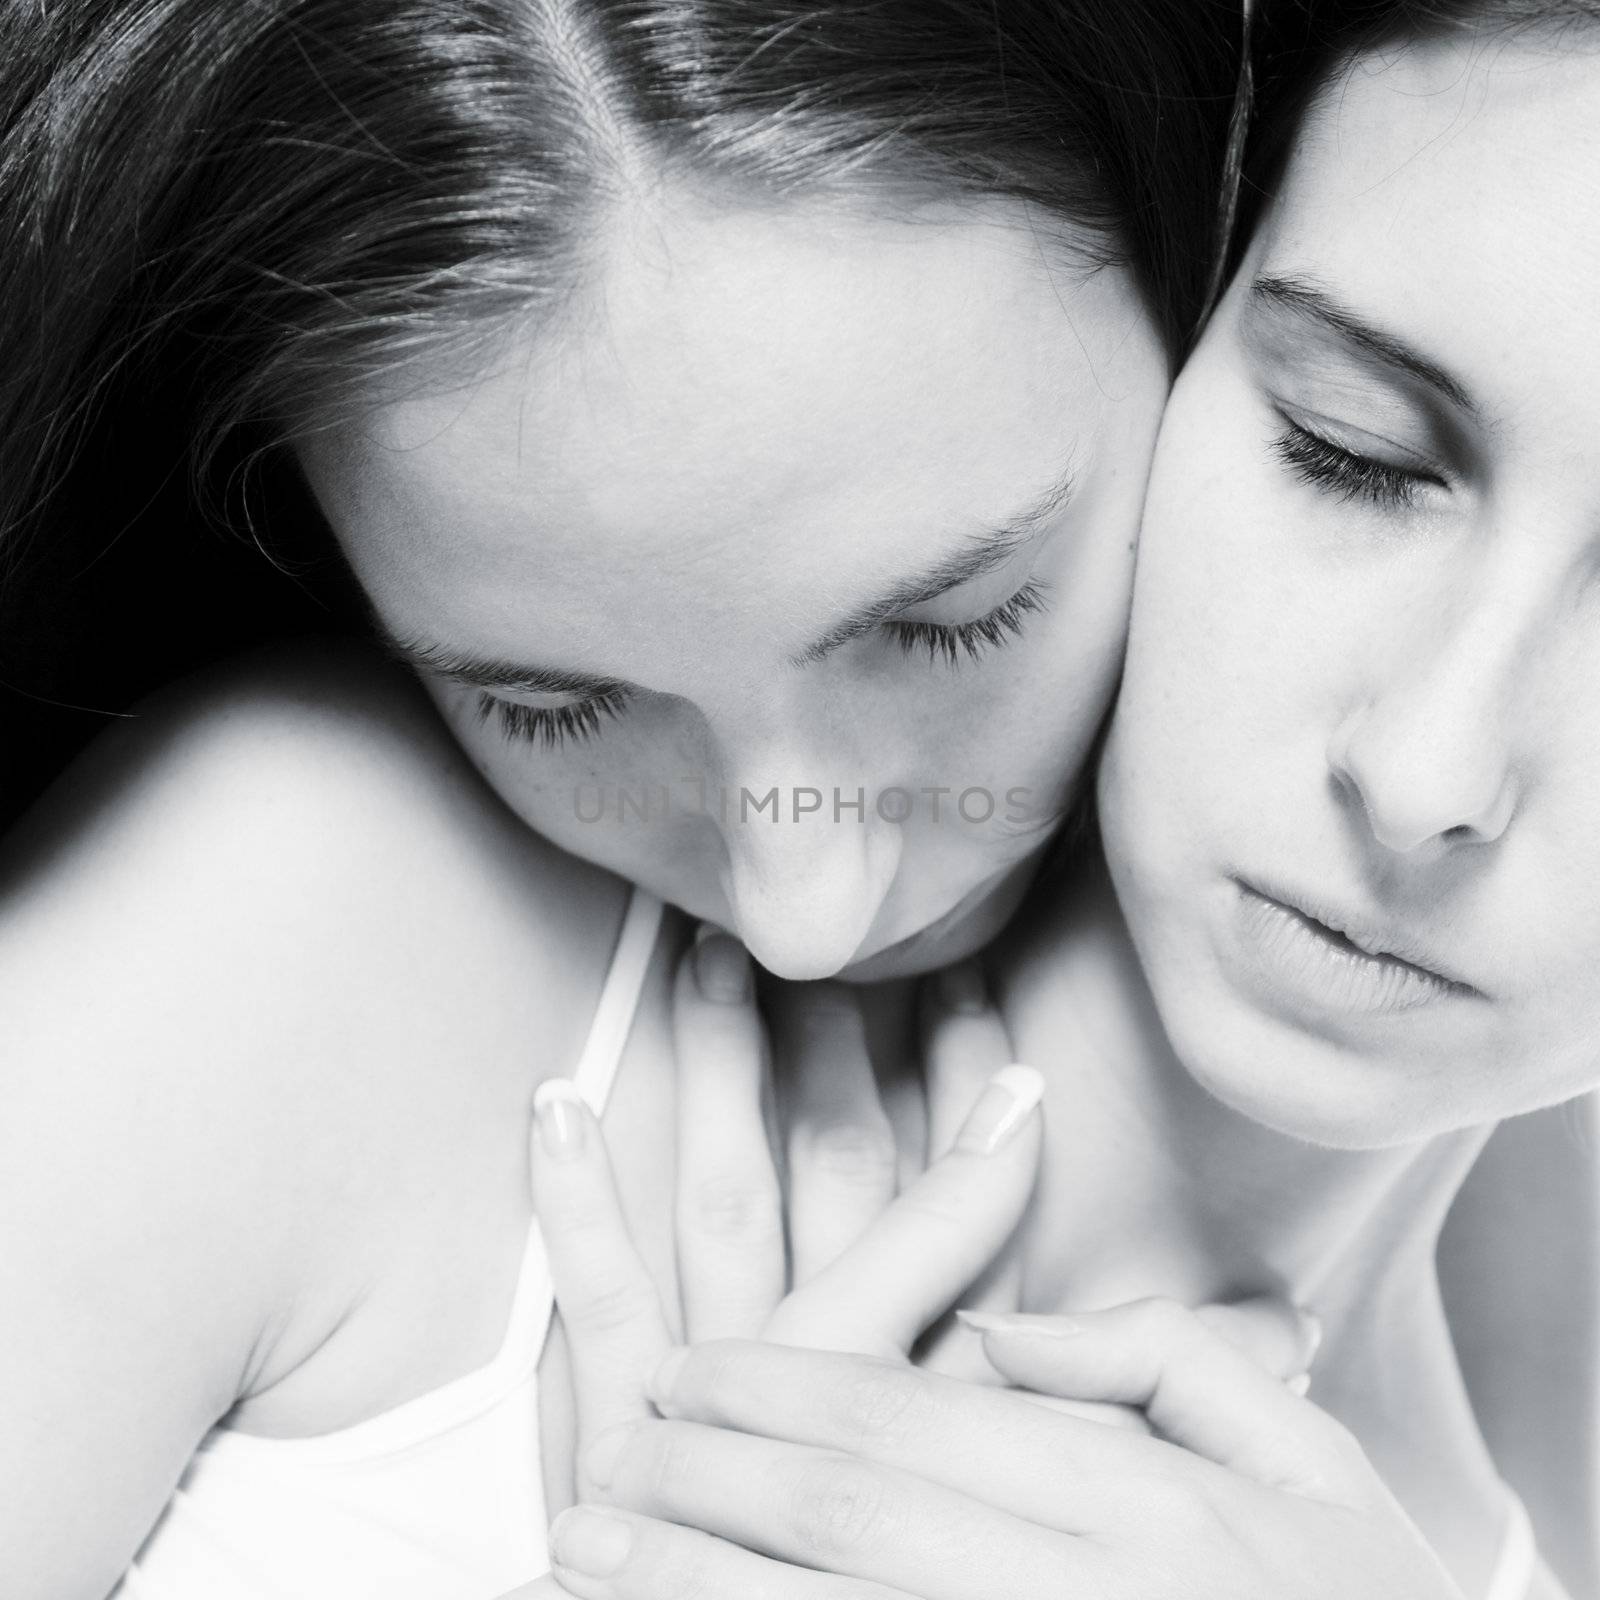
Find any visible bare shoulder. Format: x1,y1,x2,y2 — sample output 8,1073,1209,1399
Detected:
0,643,625,1590
0,639,626,1240
3,638,601,927
2,639,621,1032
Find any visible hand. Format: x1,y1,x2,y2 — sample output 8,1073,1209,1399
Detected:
547,1303,1462,1600
671,939,1043,1358
529,932,1046,1503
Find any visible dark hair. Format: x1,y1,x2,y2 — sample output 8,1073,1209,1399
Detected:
1237,0,1600,266
0,0,1245,816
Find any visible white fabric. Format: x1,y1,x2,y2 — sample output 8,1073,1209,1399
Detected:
112,888,664,1600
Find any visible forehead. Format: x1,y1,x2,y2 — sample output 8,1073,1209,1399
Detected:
1260,34,1600,403
303,190,1140,663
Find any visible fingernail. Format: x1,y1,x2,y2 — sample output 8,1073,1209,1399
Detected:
584,1423,635,1494
955,1064,1045,1155
647,1346,690,1410
1287,1372,1312,1397
552,1506,634,1577
534,1078,588,1162
938,960,988,1015
694,925,752,1003
958,1308,1086,1340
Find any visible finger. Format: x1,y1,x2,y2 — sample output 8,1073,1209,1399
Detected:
548,1505,917,1600
673,930,786,1341
495,1579,574,1599
530,1080,675,1498
776,983,899,1287
767,1066,1044,1357
1012,1392,1154,1433
1193,1297,1323,1382
949,1296,1315,1390
967,1298,1367,1499
647,1339,1205,1532
916,967,1023,1380
920,963,1012,1159
915,1261,1018,1383
584,1419,1089,1600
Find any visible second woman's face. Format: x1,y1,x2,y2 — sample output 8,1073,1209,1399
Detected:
1102,32,1600,1147
302,193,1167,981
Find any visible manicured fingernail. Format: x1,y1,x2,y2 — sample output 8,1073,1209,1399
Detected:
958,1308,1086,1339
694,925,752,1003
647,1346,691,1409
938,960,988,1015
552,1506,634,1577
584,1423,635,1493
1287,1372,1312,1397
955,1064,1045,1155
534,1078,588,1161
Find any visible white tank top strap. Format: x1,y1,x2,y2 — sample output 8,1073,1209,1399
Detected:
568,886,666,1113
502,886,666,1362
1484,1489,1537,1600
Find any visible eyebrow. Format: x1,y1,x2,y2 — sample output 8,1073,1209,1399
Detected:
382,461,1076,698
1250,273,1476,416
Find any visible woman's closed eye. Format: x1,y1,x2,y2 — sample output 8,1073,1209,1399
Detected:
474,684,631,749
1269,410,1447,512
475,576,1052,750
887,576,1049,665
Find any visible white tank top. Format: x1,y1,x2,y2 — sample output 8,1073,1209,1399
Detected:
112,887,665,1600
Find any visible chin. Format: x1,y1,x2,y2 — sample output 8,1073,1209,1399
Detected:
1153,977,1449,1152
1109,851,1457,1150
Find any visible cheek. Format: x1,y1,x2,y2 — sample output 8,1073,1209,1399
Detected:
988,495,1140,784
1114,386,1358,798
940,609,1126,820
426,685,696,887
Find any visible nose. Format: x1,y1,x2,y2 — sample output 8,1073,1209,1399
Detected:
718,781,904,981
1325,613,1520,857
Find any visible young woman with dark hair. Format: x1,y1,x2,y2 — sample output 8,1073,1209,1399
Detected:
0,3,1254,1595
524,5,1600,1599
0,0,1234,839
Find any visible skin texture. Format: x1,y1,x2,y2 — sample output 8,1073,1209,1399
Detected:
1100,30,1600,1148
299,188,1167,982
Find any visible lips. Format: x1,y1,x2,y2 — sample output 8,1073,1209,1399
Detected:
1229,876,1482,1018
1255,876,1477,986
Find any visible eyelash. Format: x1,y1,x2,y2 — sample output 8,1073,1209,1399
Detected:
474,686,630,749
886,578,1049,665
1271,418,1428,510
476,579,1048,750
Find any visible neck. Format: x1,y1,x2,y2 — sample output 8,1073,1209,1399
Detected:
996,855,1512,1593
